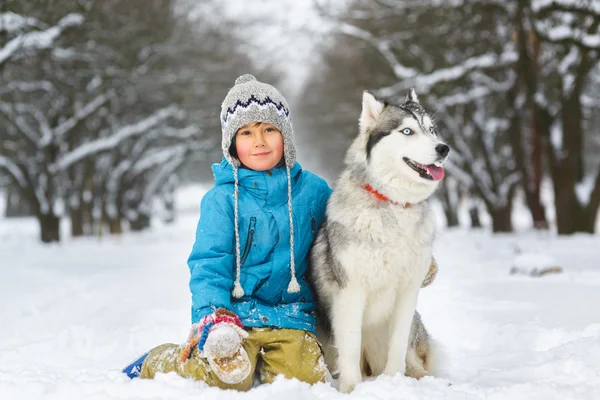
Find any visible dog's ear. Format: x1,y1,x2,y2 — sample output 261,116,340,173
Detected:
405,88,420,104
360,91,385,132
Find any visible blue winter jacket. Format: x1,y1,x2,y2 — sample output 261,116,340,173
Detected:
188,158,332,334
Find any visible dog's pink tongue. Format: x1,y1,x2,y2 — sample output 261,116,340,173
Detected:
426,164,445,181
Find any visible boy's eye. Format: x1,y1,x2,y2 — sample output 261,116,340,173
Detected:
239,130,252,136
265,127,275,132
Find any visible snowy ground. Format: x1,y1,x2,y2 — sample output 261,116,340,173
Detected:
1,186,599,399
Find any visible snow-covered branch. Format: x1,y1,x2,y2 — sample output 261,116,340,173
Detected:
138,147,187,214
0,155,28,189
0,80,54,95
0,101,45,144
51,106,183,172
131,145,187,175
0,13,84,67
533,15,600,50
40,91,112,147
432,73,515,109
337,22,418,80
532,0,600,18
376,48,518,98
0,12,41,33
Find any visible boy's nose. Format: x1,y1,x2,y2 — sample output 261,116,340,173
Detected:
254,135,266,146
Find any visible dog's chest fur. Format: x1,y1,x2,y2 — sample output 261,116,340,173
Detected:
330,184,436,293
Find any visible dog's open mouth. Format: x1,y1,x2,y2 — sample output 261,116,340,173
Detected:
403,157,445,181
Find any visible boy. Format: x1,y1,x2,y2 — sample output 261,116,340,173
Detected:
123,74,332,390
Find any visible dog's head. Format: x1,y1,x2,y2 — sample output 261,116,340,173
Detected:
346,89,449,204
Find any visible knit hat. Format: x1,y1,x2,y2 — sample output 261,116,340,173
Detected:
220,74,300,299
221,74,296,168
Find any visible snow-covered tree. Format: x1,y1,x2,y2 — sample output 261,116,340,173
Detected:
0,0,254,242
521,0,600,233
302,0,599,233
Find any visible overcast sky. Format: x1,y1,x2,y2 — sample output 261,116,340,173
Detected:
186,0,343,96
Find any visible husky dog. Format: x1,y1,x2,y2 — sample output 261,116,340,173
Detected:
310,89,448,393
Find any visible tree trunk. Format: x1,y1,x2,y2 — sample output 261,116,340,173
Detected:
572,206,594,234
129,213,150,231
524,185,548,230
490,206,512,233
554,182,580,235
439,179,459,228
514,8,549,231
584,205,598,233
39,213,60,243
469,205,482,229
444,206,459,228
582,170,600,234
553,97,583,235
70,207,85,237
527,107,548,230
4,188,34,217
109,218,123,234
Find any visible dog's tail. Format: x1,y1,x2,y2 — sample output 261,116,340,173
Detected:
423,337,446,377
406,312,447,379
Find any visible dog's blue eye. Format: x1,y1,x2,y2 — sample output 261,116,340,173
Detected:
402,128,412,135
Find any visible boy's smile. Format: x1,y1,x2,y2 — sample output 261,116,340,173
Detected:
235,122,284,171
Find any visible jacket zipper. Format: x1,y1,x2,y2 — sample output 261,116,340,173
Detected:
241,217,256,265
310,208,316,236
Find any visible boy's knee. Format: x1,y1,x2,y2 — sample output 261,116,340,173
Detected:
303,354,328,384
140,343,181,379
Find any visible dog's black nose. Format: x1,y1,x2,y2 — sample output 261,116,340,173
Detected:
436,144,450,158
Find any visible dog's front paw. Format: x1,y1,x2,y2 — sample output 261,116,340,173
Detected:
339,379,358,394
383,362,406,377
338,371,361,393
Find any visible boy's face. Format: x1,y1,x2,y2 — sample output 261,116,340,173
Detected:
235,122,284,171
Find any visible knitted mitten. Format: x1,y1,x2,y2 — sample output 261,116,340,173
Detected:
421,256,439,288
180,308,251,384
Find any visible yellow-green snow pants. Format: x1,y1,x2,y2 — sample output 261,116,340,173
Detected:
140,328,326,391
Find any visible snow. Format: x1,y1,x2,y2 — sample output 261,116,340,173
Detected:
0,13,83,67
0,12,39,33
575,173,597,205
1,186,600,399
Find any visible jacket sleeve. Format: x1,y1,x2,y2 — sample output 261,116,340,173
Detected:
188,189,235,324
314,176,333,227
321,179,333,203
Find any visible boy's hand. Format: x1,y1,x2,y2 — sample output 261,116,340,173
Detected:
204,324,246,358
199,308,249,358
180,308,248,362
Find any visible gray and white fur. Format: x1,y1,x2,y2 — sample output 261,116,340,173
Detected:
310,90,448,393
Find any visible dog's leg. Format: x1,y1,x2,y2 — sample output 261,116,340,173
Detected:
362,320,389,376
332,286,366,393
383,288,419,377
